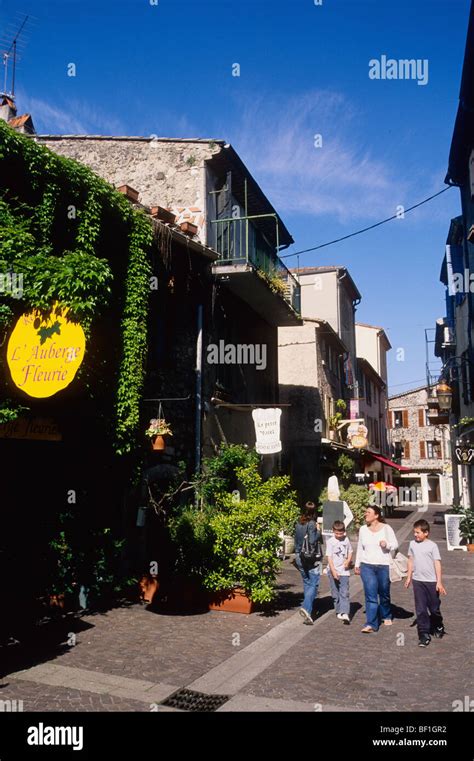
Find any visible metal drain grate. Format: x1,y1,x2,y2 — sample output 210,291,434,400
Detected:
160,688,230,712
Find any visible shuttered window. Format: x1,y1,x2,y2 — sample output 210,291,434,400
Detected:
402,409,409,428
418,409,425,427
420,441,426,458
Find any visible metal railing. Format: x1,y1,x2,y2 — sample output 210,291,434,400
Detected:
211,213,300,314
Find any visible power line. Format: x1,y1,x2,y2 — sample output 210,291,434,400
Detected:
281,186,453,260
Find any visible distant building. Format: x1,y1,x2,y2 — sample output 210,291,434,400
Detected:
355,323,393,482
388,386,453,505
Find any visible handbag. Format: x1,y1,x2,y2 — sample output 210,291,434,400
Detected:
384,526,408,582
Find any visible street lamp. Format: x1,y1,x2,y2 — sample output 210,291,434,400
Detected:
436,380,453,412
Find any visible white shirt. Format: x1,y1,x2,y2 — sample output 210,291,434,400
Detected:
355,524,398,567
326,536,352,576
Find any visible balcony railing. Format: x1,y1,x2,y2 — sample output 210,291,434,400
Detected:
211,214,300,314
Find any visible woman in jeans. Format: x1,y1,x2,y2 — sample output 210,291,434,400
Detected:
294,502,323,625
355,505,398,633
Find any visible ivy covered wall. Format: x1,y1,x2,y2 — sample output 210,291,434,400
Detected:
0,120,153,455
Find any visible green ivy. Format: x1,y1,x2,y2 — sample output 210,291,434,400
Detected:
114,211,153,454
0,120,153,452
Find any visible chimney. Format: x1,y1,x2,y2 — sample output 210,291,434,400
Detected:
0,94,17,123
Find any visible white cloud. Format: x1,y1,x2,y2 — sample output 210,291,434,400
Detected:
17,90,126,135
225,90,410,222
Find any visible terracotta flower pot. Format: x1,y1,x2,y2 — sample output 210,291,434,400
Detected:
208,588,254,614
467,543,474,552
152,435,165,451
49,594,65,609
139,575,159,603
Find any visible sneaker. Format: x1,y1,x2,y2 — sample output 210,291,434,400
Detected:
340,613,350,624
361,626,376,633
418,634,431,647
382,619,393,626
432,626,445,639
336,613,344,620
299,607,313,625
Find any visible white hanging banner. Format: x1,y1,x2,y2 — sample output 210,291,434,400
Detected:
252,408,282,454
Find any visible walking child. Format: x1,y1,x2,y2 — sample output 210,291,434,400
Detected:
326,520,353,624
405,519,446,647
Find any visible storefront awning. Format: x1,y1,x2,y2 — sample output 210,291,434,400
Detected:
364,451,410,472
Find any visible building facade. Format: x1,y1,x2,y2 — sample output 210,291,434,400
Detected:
388,386,453,505
440,2,474,507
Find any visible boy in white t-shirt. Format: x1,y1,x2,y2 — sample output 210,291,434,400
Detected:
326,520,353,624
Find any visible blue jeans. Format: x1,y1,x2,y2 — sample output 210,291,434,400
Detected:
298,566,321,616
328,572,350,615
360,563,391,630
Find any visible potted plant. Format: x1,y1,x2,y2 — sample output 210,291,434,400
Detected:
204,463,299,612
48,529,77,610
460,508,474,551
328,399,347,441
145,418,173,450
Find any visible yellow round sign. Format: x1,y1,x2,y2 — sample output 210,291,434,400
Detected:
7,304,86,398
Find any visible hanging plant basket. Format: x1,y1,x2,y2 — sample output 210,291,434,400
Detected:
146,418,173,451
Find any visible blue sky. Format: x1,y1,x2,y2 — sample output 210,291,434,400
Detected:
1,0,470,392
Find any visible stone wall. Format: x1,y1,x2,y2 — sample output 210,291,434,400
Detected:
36,136,221,244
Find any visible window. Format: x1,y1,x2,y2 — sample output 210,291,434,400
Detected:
426,441,442,459
394,410,403,428
366,378,372,405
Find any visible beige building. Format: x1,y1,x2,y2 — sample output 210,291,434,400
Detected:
278,266,361,501
279,318,348,500
355,323,392,481
388,386,453,505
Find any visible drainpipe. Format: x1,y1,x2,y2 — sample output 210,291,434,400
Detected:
195,305,203,476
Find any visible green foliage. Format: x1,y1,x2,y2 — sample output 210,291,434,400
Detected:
168,506,215,578
0,400,29,424
459,508,474,542
329,399,347,431
204,463,299,603
171,450,300,603
197,444,260,507
337,452,355,487
48,512,128,600
319,484,370,529
0,120,153,453
114,211,152,454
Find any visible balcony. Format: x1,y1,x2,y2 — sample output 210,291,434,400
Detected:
211,214,301,326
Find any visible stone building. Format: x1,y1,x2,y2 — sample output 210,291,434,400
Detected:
33,132,301,472
388,386,453,505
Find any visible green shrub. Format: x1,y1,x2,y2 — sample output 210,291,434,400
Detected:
170,451,299,603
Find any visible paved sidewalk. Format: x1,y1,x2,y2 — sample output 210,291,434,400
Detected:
0,505,472,712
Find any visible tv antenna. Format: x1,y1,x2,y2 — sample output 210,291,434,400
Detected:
1,14,30,98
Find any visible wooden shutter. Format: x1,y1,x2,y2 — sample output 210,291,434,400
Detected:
403,441,410,459
387,410,393,429
420,441,426,459
418,409,425,427
402,409,409,428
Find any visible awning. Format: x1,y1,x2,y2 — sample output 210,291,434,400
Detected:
364,451,410,472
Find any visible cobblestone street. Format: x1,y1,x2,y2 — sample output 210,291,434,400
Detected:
0,505,472,713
